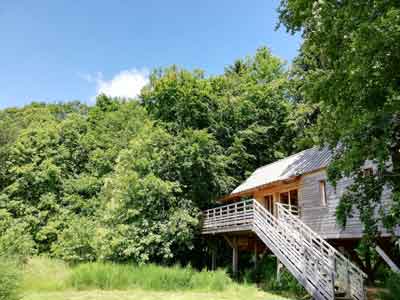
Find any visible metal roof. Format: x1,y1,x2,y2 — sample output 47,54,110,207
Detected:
231,146,332,195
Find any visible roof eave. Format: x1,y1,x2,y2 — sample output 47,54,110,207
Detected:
217,176,301,203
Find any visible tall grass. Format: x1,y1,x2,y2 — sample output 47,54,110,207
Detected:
21,257,233,292
0,257,20,300
21,257,71,292
68,262,232,291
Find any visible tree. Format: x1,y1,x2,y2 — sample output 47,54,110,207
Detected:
142,47,296,181
278,0,400,253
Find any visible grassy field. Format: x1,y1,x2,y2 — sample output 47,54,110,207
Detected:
23,288,291,300
20,257,294,300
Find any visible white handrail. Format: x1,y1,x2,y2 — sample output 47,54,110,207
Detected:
276,203,366,300
201,199,366,300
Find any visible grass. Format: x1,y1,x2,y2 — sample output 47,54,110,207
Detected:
20,257,293,300
23,288,292,300
21,256,71,292
68,262,232,291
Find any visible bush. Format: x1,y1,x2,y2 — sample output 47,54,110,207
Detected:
51,217,97,264
68,262,232,291
379,272,400,300
248,254,307,298
0,209,36,259
0,257,21,300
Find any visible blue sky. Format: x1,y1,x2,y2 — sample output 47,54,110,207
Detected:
0,0,301,109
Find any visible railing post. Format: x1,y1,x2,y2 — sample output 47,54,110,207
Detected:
331,253,337,299
346,260,351,298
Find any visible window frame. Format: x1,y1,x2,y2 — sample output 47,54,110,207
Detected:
320,180,327,207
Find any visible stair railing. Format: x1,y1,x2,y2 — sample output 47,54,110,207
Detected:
253,200,336,300
201,199,367,300
276,203,367,300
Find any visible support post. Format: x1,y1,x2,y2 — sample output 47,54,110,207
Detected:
211,246,217,271
224,235,239,277
254,242,258,270
276,257,282,284
232,240,239,277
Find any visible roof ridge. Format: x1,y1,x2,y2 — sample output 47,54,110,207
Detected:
229,146,332,197
254,146,317,172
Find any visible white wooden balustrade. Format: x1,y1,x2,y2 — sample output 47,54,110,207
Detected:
202,199,367,300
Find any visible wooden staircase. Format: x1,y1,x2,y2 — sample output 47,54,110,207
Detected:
202,199,367,300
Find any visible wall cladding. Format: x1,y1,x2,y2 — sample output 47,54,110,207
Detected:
299,169,393,239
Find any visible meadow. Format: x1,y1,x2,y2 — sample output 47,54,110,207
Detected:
18,257,293,300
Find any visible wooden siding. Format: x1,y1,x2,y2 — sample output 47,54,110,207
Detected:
299,169,394,239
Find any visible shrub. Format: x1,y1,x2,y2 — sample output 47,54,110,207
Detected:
249,254,307,298
51,217,97,264
21,256,70,292
379,272,400,300
0,257,20,300
0,209,36,259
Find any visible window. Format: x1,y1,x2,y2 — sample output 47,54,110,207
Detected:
279,189,299,215
320,180,327,206
279,192,289,205
290,190,298,207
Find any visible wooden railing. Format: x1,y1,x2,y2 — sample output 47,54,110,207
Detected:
201,199,366,300
202,200,254,234
276,203,367,300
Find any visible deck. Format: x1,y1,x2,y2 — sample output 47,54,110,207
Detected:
201,199,367,300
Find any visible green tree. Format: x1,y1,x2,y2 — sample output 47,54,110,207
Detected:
278,0,400,257
142,47,296,181
98,122,234,263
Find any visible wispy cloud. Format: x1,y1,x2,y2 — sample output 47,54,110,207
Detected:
80,69,149,101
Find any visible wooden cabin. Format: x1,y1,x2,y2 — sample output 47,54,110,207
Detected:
201,147,399,300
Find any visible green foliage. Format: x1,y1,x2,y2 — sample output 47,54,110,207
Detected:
0,209,36,258
379,272,400,300
68,262,232,292
98,126,202,263
0,257,21,300
248,255,306,298
279,0,400,242
142,47,295,181
0,48,297,266
51,217,97,264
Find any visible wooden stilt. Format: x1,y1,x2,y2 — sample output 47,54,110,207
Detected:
232,239,239,276
211,246,217,271
276,257,282,284
223,235,239,277
254,242,258,270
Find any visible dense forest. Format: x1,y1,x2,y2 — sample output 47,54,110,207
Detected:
0,48,310,265
1,0,399,274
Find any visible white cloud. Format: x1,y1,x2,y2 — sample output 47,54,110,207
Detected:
80,69,149,101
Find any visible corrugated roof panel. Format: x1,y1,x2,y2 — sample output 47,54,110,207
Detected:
231,147,332,195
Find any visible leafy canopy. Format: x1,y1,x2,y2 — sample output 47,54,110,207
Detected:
278,0,400,243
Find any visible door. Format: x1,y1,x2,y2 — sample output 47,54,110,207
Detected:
264,194,274,215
